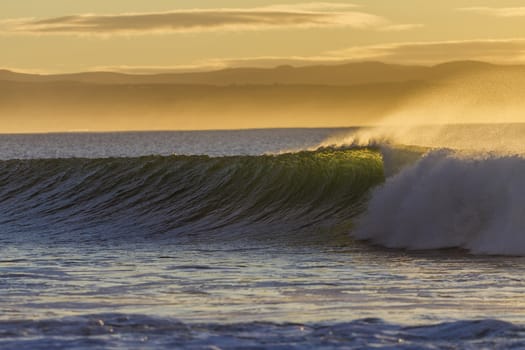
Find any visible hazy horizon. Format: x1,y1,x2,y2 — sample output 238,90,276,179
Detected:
1,60,525,133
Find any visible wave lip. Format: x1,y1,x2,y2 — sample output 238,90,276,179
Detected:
355,149,525,255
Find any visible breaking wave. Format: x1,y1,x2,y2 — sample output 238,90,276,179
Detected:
355,149,525,255
3,140,525,255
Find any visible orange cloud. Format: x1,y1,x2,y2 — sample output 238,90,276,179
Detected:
97,38,525,73
330,39,525,64
0,3,418,36
459,7,525,17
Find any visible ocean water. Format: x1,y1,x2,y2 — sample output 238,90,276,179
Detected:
3,127,525,349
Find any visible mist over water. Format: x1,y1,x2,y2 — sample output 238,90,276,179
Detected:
313,68,525,256
318,122,525,255
320,123,525,155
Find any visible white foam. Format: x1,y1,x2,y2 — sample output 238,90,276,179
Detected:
354,149,525,255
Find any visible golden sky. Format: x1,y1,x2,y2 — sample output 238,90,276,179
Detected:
2,0,525,73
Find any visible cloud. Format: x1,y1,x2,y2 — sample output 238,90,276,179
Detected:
459,7,525,17
266,3,359,11
378,24,424,32
92,63,228,74
92,38,525,74
0,3,417,36
329,39,525,64
92,57,345,74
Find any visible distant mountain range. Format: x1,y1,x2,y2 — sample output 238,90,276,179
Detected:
1,61,524,133
0,61,505,86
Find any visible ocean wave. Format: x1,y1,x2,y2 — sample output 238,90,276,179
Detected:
355,149,525,255
0,148,383,243
6,142,522,255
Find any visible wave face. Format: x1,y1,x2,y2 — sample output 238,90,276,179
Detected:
355,149,525,255
0,148,383,243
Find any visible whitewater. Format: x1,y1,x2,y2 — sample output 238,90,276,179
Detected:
3,127,525,349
